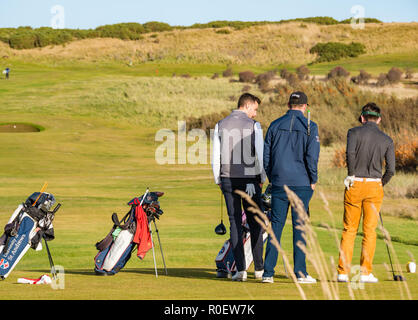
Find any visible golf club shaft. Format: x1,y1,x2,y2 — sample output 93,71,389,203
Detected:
379,212,396,276
153,220,168,275
220,191,223,221
44,237,56,279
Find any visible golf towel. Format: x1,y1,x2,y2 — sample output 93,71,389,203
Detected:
133,205,152,260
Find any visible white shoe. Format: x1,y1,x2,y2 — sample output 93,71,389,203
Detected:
297,275,317,284
254,270,264,280
231,271,247,282
262,276,274,283
360,273,378,283
337,274,349,282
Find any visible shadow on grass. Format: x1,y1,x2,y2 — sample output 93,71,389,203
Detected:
27,267,290,281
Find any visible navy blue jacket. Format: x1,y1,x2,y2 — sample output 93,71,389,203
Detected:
264,109,320,186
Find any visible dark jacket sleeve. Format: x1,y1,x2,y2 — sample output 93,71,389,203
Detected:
305,124,320,184
382,139,395,185
263,125,273,182
346,128,357,176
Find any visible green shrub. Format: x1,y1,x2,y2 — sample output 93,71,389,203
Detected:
215,29,231,34
95,23,146,40
143,21,172,33
8,31,37,49
339,17,382,24
310,42,366,63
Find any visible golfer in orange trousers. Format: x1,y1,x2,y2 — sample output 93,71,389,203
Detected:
337,103,395,283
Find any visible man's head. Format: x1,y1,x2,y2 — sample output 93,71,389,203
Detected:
238,93,261,119
359,103,381,124
288,91,308,113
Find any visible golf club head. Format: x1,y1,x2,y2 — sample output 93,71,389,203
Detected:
215,220,227,235
394,275,406,281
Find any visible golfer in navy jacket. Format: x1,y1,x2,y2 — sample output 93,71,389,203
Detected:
262,91,320,284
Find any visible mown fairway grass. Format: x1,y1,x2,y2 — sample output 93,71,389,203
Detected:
0,61,417,300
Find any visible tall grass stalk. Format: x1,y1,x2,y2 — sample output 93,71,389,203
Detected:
234,190,308,300
283,186,337,299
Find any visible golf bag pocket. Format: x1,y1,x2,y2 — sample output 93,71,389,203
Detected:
215,231,268,278
215,231,252,277
95,229,135,275
0,214,37,279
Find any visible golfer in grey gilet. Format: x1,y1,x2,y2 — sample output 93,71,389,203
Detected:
212,93,266,281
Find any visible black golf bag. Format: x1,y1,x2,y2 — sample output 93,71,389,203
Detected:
0,192,60,280
94,191,164,276
215,184,271,278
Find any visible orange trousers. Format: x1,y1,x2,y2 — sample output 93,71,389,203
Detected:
338,179,384,275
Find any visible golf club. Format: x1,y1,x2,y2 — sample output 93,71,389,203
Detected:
379,212,405,281
215,192,227,235
43,203,61,280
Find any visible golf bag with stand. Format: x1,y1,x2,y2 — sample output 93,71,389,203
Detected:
94,190,165,276
215,185,271,278
0,192,61,280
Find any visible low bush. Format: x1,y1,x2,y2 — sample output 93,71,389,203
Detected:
327,66,350,79
222,68,233,77
405,68,414,79
351,70,372,85
215,29,231,34
256,71,276,93
239,71,256,83
332,146,347,168
296,65,310,80
376,73,390,87
387,67,403,84
280,69,290,79
310,42,366,63
395,135,418,172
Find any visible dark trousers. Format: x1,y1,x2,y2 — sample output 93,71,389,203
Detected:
263,185,313,278
220,177,264,272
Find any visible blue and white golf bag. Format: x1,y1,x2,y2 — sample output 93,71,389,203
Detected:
94,208,137,276
94,191,164,276
0,192,60,280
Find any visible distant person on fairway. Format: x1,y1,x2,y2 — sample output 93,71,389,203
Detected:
3,67,10,79
212,93,266,282
337,103,395,283
262,91,320,284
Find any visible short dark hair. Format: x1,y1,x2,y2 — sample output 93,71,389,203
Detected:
361,102,381,121
238,93,261,109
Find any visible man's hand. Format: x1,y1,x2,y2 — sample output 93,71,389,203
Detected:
311,183,316,191
217,183,222,189
344,176,355,190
